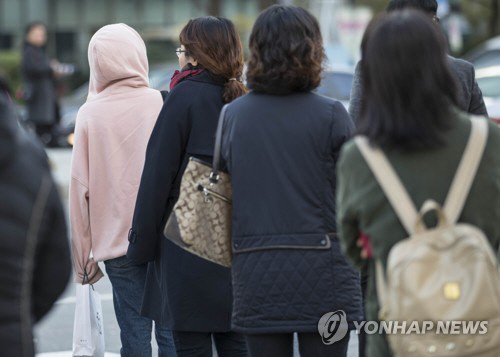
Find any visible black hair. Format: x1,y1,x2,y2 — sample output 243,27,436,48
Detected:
246,5,325,95
358,9,459,151
387,0,438,15
24,22,46,38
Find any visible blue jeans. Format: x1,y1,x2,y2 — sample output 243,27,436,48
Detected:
104,255,177,357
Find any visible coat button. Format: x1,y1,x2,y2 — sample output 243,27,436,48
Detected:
320,239,326,245
128,229,137,243
234,243,239,248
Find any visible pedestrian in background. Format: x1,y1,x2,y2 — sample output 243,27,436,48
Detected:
220,5,362,357
0,76,71,357
337,10,500,357
21,22,59,146
127,17,248,357
349,0,488,124
69,23,176,356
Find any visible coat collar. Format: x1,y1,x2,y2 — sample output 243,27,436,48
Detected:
186,70,226,87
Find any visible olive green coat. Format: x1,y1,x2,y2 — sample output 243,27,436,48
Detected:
336,112,500,357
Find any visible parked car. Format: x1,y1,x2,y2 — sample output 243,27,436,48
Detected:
465,36,500,69
315,66,354,110
475,65,500,124
59,63,177,145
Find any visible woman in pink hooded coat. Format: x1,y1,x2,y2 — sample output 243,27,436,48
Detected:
70,23,176,356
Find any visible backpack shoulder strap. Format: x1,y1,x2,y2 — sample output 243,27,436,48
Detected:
444,117,488,224
354,136,418,235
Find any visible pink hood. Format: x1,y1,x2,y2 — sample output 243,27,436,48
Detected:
70,24,163,284
87,23,149,97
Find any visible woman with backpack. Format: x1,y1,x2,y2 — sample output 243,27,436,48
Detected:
127,16,248,357
336,10,500,357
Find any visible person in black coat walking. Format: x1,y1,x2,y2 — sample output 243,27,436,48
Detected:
348,0,488,124
0,78,71,357
220,6,362,357
21,22,58,145
127,17,248,357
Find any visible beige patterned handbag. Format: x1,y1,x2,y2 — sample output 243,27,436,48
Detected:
163,104,232,267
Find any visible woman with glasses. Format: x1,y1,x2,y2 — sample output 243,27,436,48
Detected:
127,17,248,357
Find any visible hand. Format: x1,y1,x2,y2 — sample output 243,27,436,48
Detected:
81,258,104,285
356,233,373,259
50,59,60,70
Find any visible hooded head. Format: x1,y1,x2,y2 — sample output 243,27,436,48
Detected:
87,24,149,97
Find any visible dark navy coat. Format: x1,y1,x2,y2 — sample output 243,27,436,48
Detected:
221,91,363,333
127,71,233,331
21,44,56,125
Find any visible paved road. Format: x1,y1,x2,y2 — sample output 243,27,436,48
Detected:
35,148,359,357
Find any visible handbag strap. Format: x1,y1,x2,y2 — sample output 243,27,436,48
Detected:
211,103,229,181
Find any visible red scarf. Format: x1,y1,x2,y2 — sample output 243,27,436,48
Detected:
170,65,204,90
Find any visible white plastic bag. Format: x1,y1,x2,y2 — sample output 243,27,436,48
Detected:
72,284,105,357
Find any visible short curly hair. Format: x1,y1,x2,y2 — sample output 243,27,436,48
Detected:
246,5,325,95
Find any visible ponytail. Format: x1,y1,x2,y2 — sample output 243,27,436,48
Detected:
223,78,247,103
180,17,248,103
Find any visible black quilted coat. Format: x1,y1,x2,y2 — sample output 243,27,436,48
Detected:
221,91,363,333
0,88,71,356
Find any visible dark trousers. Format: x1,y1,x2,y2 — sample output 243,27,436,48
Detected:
34,123,54,144
359,269,369,357
245,332,350,357
173,331,248,357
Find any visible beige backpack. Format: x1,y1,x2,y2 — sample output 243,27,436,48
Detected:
355,117,500,357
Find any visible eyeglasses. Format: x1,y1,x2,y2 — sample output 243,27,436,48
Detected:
176,48,186,57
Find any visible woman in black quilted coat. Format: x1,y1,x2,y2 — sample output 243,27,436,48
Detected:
220,5,362,357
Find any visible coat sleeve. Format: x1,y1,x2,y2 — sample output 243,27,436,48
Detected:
331,100,355,154
467,65,488,116
127,87,191,264
33,176,72,321
348,60,363,124
69,113,103,284
336,144,366,271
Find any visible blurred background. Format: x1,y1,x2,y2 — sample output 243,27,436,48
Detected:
1,0,499,355
1,0,500,136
